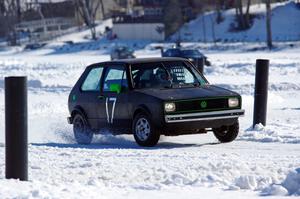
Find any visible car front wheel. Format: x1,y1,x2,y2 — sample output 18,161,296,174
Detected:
73,114,93,144
133,113,160,147
212,121,239,143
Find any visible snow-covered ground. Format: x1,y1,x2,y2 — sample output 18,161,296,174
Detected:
0,1,299,196
173,1,300,42
0,42,299,198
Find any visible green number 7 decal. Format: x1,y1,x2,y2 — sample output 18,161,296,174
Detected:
105,97,117,124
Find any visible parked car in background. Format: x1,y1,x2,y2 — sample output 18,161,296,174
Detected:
67,57,244,147
162,48,211,73
24,43,47,50
110,46,136,60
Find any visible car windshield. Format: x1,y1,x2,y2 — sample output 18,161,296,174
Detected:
131,61,208,89
181,50,202,56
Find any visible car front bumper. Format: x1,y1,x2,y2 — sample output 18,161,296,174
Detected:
159,109,244,135
165,109,245,123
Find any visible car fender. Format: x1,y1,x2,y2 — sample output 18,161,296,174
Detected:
71,106,89,123
133,105,152,119
132,104,164,129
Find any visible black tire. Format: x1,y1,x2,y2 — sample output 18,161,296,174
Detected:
73,114,93,144
132,113,160,147
213,121,239,143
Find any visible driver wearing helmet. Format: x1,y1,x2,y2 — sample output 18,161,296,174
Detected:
153,68,173,87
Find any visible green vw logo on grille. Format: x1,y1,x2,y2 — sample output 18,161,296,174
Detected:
200,101,207,108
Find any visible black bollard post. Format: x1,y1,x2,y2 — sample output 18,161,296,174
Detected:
253,59,269,128
5,76,28,181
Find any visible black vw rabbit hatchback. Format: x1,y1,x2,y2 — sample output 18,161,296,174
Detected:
68,58,244,147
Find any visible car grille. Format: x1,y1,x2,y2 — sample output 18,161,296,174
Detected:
173,97,238,114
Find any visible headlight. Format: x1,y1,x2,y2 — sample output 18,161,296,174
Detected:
228,98,239,107
165,102,176,112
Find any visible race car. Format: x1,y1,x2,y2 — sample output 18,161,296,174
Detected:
67,57,244,147
162,48,211,73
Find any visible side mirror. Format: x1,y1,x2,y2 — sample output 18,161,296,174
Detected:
109,83,121,94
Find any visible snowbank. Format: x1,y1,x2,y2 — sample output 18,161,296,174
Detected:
262,168,300,196
282,168,300,195
262,184,288,196
239,124,300,144
0,42,300,198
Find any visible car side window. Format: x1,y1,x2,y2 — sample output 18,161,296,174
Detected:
103,66,128,92
81,67,103,91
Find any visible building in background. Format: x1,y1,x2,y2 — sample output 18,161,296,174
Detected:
2,0,287,44
112,18,165,41
113,0,196,20
9,0,117,44
12,0,76,44
112,0,196,41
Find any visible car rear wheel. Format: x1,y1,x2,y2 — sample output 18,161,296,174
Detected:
213,121,239,143
133,113,160,147
73,114,93,144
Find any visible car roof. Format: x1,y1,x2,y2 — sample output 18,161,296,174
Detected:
166,48,181,51
181,49,198,51
166,48,199,51
87,57,189,68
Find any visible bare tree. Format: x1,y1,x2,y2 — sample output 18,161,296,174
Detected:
265,0,272,49
236,0,246,29
215,0,224,24
99,0,105,19
210,14,216,44
201,12,207,43
0,1,5,14
16,0,21,22
74,0,101,40
245,0,251,28
163,0,183,39
234,0,252,30
0,0,20,45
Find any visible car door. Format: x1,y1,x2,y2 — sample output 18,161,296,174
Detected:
97,64,130,130
79,65,105,129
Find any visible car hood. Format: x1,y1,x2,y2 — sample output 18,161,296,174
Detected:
135,85,239,101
